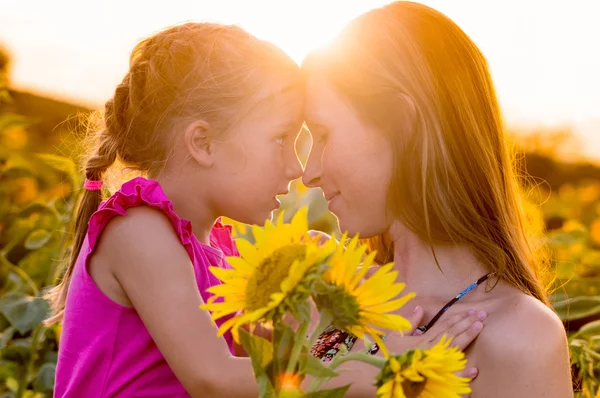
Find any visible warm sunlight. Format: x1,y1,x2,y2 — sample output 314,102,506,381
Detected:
1,0,599,157
1,2,600,397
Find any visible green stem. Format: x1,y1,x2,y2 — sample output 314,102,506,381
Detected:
8,264,39,296
307,351,387,393
16,325,44,398
308,311,333,347
285,320,310,376
16,366,26,398
27,325,43,376
329,352,387,370
271,323,283,389
46,195,78,288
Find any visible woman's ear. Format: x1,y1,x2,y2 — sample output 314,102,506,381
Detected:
184,120,214,167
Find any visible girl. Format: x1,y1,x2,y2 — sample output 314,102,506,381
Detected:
46,22,304,397
302,2,573,397
46,21,484,397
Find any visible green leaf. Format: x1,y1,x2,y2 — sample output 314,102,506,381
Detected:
548,227,588,246
18,202,61,231
305,385,351,398
0,326,15,349
18,246,57,285
33,362,56,392
574,320,600,340
274,322,295,361
590,336,600,353
0,359,19,382
554,296,600,322
24,229,52,250
0,292,49,334
0,313,10,331
302,354,339,378
256,373,276,398
5,376,18,393
2,216,38,251
239,328,274,369
35,153,81,192
295,301,312,325
0,113,30,132
1,337,31,363
239,329,276,398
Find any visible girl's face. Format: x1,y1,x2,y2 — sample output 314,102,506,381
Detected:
303,76,394,237
208,88,305,225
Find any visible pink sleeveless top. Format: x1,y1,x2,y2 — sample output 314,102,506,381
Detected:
55,177,238,397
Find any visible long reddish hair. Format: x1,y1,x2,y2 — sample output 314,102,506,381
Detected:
303,2,549,304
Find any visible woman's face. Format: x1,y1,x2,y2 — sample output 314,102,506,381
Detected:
303,76,394,237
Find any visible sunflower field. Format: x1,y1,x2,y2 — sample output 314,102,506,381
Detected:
0,81,599,396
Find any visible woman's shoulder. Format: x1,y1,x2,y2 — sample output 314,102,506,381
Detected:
469,288,572,396
473,288,568,375
487,289,563,337
478,288,566,352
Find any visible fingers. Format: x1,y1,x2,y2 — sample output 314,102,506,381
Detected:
426,310,474,337
307,229,332,245
429,310,486,338
456,367,479,380
434,310,487,352
406,305,425,335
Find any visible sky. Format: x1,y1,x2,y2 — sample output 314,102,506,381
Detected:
1,0,599,158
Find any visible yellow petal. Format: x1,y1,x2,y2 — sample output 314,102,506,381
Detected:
236,239,261,265
226,257,256,276
291,207,308,234
217,315,239,337
364,294,416,314
371,332,389,357
348,252,377,290
209,266,238,282
206,283,246,297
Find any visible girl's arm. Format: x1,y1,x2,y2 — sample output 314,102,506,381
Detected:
316,310,485,397
100,206,257,397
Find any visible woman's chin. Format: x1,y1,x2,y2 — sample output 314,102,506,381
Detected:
335,216,386,239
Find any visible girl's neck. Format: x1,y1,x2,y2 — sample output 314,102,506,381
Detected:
154,174,216,246
388,221,492,300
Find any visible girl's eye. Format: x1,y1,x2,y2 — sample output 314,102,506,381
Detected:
315,132,327,144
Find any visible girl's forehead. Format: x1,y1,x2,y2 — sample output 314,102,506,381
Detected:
251,89,304,120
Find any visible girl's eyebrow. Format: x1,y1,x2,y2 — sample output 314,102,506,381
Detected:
277,120,304,132
305,122,328,132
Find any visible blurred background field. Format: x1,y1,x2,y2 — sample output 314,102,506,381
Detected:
1,1,600,396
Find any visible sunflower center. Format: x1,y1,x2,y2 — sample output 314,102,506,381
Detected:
245,244,307,312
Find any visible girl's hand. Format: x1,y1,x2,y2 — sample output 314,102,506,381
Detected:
385,307,485,380
307,229,332,245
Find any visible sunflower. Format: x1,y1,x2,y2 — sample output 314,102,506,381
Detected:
200,207,335,341
312,234,415,357
375,356,409,398
375,336,471,398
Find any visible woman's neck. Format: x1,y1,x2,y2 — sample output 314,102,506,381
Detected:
388,221,491,300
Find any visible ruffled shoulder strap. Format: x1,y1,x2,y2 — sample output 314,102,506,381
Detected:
210,218,239,258
86,177,199,261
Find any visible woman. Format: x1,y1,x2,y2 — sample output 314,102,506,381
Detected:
302,2,573,396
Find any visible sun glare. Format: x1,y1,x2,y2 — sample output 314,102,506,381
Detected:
232,2,383,65
1,0,599,158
